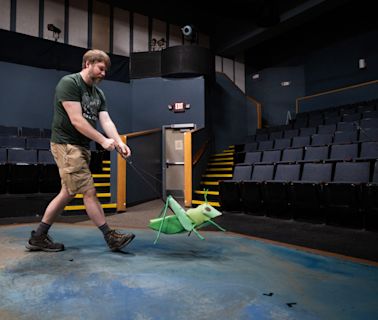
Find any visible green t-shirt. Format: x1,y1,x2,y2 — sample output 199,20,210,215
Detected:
51,73,107,148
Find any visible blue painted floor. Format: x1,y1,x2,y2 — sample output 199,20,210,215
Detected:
0,224,378,320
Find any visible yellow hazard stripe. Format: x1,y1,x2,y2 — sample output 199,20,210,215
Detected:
64,203,117,211
210,157,234,161
92,174,110,178
200,181,219,185
74,193,111,198
94,182,110,187
102,167,111,172
202,174,232,178
194,190,219,195
206,167,233,171
102,160,111,164
211,152,234,157
208,161,234,166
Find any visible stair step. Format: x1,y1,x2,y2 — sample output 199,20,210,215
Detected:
194,190,219,196
211,152,234,157
74,193,111,199
64,203,117,211
94,182,110,187
209,157,234,161
200,181,219,185
92,174,110,178
206,167,233,172
192,199,220,207
208,161,234,166
202,174,232,178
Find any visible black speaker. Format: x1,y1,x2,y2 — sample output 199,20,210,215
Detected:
130,51,161,79
161,45,214,78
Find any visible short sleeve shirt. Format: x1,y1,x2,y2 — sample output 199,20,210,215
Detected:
51,73,107,148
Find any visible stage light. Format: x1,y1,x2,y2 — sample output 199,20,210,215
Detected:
47,24,61,41
181,25,198,43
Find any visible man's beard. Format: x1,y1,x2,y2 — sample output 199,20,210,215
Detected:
88,69,103,84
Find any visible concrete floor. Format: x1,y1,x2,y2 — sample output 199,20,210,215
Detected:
1,200,378,320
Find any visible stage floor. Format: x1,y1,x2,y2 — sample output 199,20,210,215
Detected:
1,224,377,320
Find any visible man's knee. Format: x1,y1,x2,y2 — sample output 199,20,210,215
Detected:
60,187,76,201
83,187,97,199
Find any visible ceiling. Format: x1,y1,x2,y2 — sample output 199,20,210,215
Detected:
105,0,378,65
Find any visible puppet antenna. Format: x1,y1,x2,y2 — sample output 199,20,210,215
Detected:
203,188,209,203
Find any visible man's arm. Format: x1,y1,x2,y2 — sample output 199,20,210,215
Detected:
62,101,115,151
99,111,131,159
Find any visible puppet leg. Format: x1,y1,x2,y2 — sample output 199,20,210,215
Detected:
207,220,226,232
154,200,170,244
191,228,205,240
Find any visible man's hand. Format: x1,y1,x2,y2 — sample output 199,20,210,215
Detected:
115,142,131,159
100,138,115,151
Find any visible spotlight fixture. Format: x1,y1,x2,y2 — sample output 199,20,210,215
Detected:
47,24,61,41
181,25,198,43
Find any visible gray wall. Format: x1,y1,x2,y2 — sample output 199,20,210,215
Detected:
305,29,378,95
208,73,257,152
130,77,205,132
246,66,305,126
0,62,208,136
0,61,67,129
245,28,378,121
0,61,131,133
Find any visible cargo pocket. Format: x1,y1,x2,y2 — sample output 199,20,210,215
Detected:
62,144,87,194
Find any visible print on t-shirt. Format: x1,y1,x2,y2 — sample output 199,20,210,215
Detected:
82,92,101,121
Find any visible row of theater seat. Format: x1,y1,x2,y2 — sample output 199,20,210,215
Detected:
238,142,378,165
294,100,378,119
255,99,378,135
289,99,378,129
0,162,60,194
247,119,378,143
219,160,378,230
0,136,99,151
0,148,54,164
243,131,378,153
0,137,51,150
0,148,107,194
0,125,51,138
291,110,378,128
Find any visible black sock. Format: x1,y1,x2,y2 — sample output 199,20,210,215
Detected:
35,222,51,236
99,223,111,235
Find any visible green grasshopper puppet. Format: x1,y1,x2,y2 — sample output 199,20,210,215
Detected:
149,193,226,244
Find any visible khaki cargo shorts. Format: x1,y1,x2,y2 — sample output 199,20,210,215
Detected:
50,143,94,195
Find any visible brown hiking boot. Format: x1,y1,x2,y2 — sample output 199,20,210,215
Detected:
26,231,65,252
105,230,135,251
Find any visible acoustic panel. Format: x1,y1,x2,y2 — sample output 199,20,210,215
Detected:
130,51,161,79
161,45,213,78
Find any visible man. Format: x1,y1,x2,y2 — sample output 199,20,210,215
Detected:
26,49,135,252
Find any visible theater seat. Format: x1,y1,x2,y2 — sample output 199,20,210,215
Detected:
0,148,8,193
38,150,60,193
363,160,378,230
263,164,301,218
240,164,274,215
291,162,333,223
8,149,39,194
219,165,252,212
324,161,370,228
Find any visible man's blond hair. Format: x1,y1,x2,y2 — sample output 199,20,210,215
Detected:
82,49,111,69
